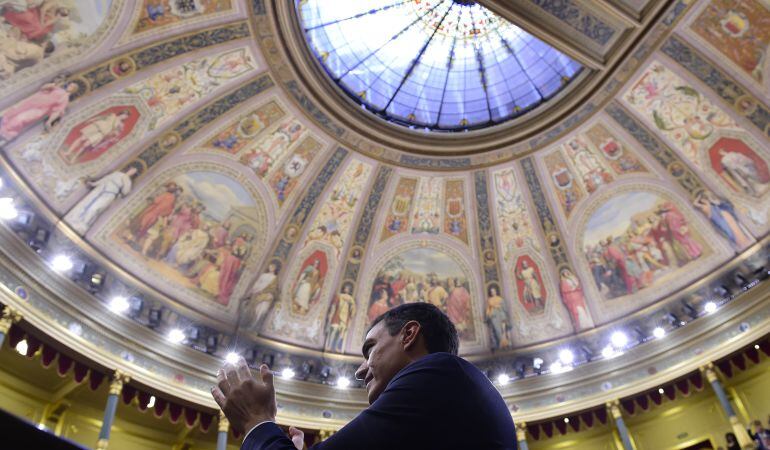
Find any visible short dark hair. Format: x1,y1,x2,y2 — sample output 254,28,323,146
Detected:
370,303,459,355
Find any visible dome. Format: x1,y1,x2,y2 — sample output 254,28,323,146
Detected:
298,0,583,130
0,0,769,445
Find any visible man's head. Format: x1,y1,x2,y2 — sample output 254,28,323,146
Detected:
355,303,458,404
754,420,765,433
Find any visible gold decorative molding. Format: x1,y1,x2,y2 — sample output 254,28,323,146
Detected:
700,363,718,384
108,370,131,396
218,411,229,434
318,429,335,441
515,422,528,441
607,400,623,420
0,305,22,334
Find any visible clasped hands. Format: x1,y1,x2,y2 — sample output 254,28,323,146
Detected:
212,357,304,449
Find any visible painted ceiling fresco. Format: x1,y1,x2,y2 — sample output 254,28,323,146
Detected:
0,0,768,357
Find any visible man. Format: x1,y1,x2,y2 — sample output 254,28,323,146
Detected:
213,303,517,450
753,420,770,450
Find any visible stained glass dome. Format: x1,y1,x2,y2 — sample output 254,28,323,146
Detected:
297,0,583,131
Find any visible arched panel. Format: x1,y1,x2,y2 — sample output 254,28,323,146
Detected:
90,161,268,321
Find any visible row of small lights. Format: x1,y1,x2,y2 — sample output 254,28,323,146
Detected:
0,176,738,391
496,301,721,386
0,177,19,220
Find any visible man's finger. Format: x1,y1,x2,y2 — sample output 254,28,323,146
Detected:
236,357,251,382
289,426,304,450
260,364,274,388
216,369,231,396
211,385,227,409
225,362,239,388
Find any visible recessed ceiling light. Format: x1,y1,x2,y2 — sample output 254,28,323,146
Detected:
167,329,185,344
225,352,240,365
109,296,130,314
653,327,666,339
15,339,28,356
602,346,618,359
549,361,572,374
704,302,717,314
559,349,575,365
611,332,628,348
147,395,156,408
336,376,350,389
282,368,296,379
497,373,510,386
51,254,74,272
658,388,664,394
0,197,18,220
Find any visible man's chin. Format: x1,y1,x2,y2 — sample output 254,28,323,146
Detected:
366,386,381,404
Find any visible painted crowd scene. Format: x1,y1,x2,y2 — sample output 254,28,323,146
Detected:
367,248,476,341
583,192,706,300
114,171,260,306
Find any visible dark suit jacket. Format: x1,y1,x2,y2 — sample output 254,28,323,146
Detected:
243,352,517,450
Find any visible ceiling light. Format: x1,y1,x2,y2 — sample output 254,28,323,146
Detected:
549,361,572,374
532,357,543,369
225,352,240,365
658,388,664,394
564,418,570,423
611,332,628,348
755,344,760,350
653,327,666,339
558,349,575,365
497,373,510,386
51,254,74,272
15,339,28,355
147,395,156,409
601,345,618,359
0,197,18,220
704,301,717,314
282,368,296,379
108,296,130,314
167,329,185,344
335,376,350,389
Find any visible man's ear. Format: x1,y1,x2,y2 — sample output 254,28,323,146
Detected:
401,321,421,351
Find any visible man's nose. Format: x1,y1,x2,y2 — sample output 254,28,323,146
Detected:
354,361,367,381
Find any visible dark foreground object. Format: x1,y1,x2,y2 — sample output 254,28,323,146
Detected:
0,407,87,449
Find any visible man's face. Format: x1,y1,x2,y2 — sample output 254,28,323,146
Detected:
355,321,410,405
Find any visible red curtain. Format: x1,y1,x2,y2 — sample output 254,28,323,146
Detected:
122,385,137,404
73,362,89,383
41,345,57,367
89,370,105,391
527,423,541,440
57,354,73,376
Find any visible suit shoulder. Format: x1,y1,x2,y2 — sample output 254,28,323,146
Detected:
395,353,478,383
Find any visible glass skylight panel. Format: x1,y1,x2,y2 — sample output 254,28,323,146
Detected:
297,0,583,131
